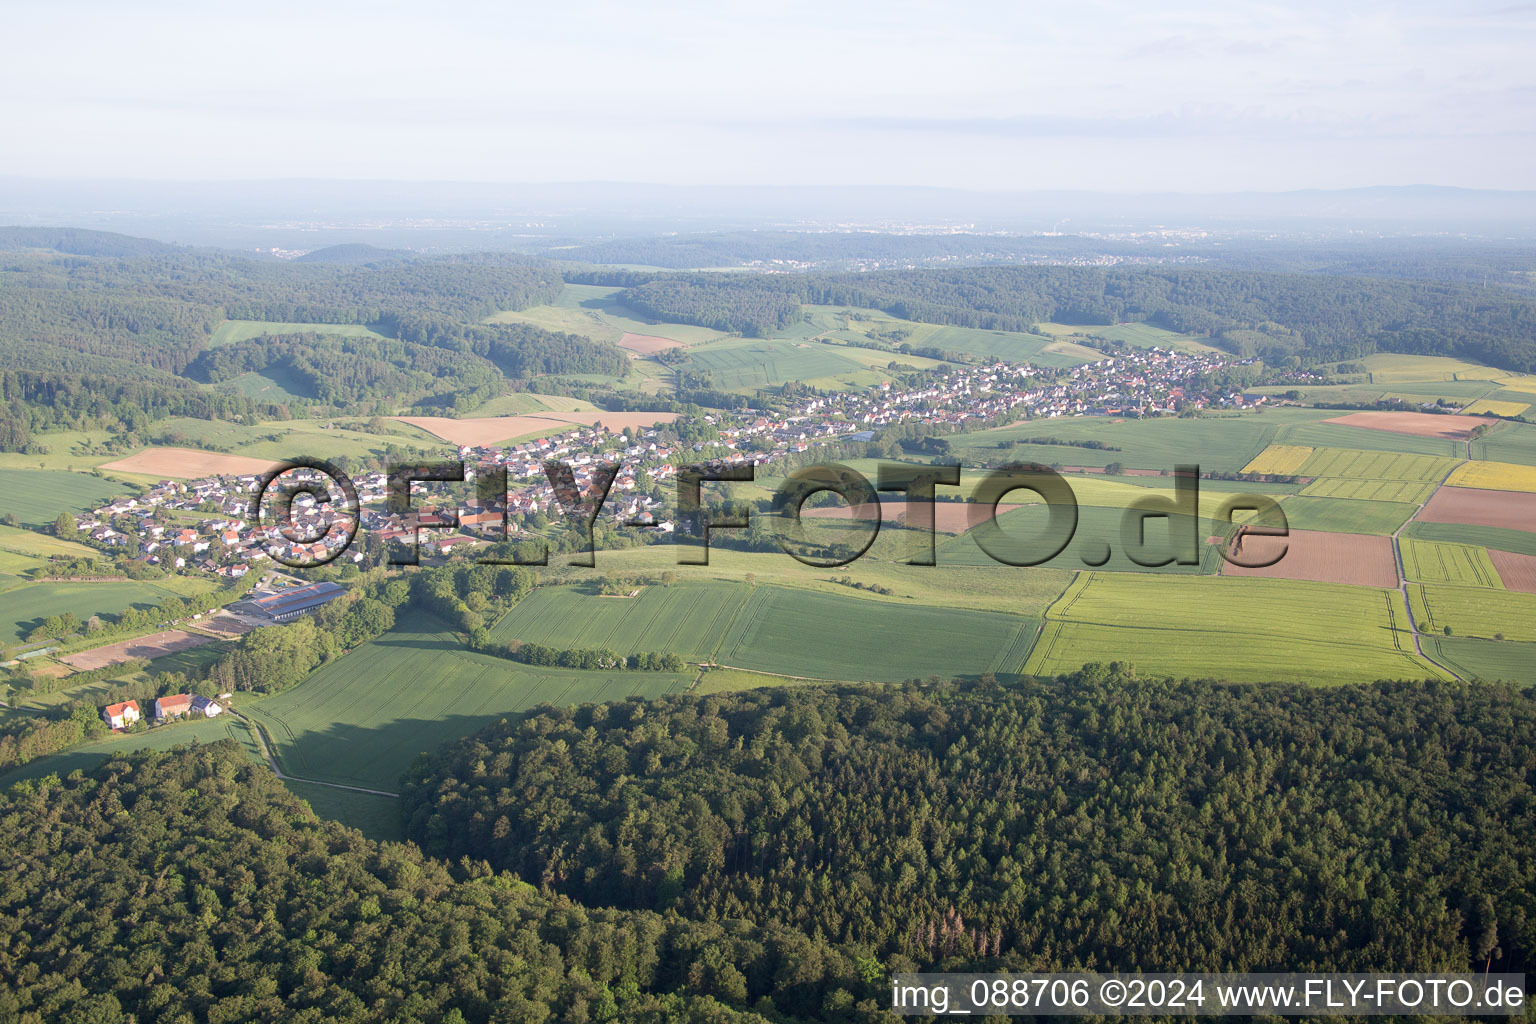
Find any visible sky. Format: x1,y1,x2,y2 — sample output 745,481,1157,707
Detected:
3,0,1534,192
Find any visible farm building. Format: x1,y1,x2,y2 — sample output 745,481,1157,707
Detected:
236,581,346,622
153,694,193,720
191,695,224,718
102,700,141,730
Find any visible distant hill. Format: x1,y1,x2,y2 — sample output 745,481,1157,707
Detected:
0,226,181,257
293,243,408,264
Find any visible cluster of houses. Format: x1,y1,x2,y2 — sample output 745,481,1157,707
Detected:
76,346,1263,566
101,693,224,731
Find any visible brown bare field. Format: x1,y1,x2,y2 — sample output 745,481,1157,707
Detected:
98,447,281,479
392,411,679,447
1420,485,1536,532
1490,549,1536,593
618,332,683,355
1220,529,1398,588
197,611,261,637
802,500,1022,534
61,629,214,671
1322,411,1499,440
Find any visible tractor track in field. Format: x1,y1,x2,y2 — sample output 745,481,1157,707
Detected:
230,708,399,798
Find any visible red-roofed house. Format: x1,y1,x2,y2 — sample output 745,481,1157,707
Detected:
153,694,193,720
102,700,141,730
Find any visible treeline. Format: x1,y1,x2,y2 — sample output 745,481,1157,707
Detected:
0,742,891,1022
468,632,687,673
0,369,280,450
613,267,1536,371
405,668,1536,975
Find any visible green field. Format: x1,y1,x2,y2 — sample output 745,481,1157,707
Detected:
1408,584,1536,642
1276,495,1419,535
1024,573,1446,684
488,284,728,347
466,392,598,416
682,337,893,392
1275,422,1466,458
1355,353,1504,383
137,415,441,460
805,306,1100,366
1298,477,1437,503
0,578,216,644
491,581,1037,682
1400,521,1536,558
1298,447,1459,483
0,469,130,526
948,407,1337,474
1035,320,1223,355
219,366,315,402
1422,635,1536,685
1400,538,1502,588
209,320,388,347
244,612,693,790
1471,422,1536,467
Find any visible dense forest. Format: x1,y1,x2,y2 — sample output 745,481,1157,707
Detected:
0,743,887,1023
405,670,1535,975
610,267,1536,370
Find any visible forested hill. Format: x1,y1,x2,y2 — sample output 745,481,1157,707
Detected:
0,238,630,442
405,669,1536,975
0,742,887,1023
608,266,1536,371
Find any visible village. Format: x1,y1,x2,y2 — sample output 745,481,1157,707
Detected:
70,345,1262,574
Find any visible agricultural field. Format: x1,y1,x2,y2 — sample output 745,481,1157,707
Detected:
1408,583,1536,642
209,320,388,347
1489,549,1536,593
948,407,1338,474
1446,460,1536,494
1399,537,1503,588
1471,422,1536,466
1242,445,1313,475
935,503,1228,575
0,577,219,644
466,393,598,417
244,612,693,791
681,337,892,392
1353,353,1504,383
0,524,96,560
1420,485,1536,532
1297,447,1459,483
1220,530,1398,588
806,307,1100,366
1299,477,1436,503
1422,635,1536,686
1401,520,1536,558
1462,398,1531,417
1276,495,1419,535
491,580,1037,682
0,469,128,526
1023,573,1446,685
487,284,727,347
218,367,314,402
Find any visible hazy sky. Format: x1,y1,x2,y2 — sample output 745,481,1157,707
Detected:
4,0,1534,191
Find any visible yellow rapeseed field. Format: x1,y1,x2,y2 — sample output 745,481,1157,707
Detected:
1447,460,1536,494
1462,398,1531,417
1241,444,1314,475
